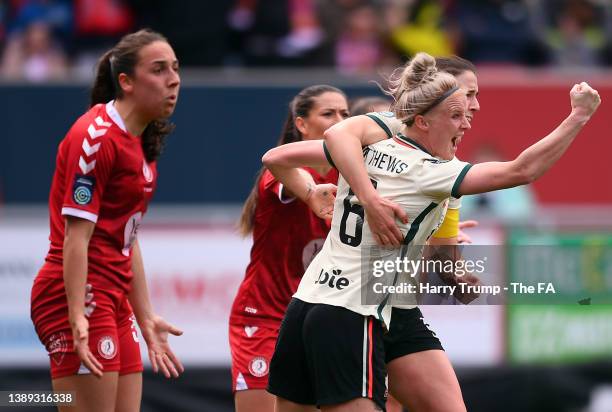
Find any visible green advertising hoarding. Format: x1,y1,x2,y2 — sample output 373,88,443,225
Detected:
508,305,612,363
507,232,612,363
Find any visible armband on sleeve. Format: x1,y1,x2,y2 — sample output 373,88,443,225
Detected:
433,208,459,238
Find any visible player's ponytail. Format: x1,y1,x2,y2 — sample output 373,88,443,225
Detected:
238,111,298,237
238,111,292,236
90,50,115,106
238,169,264,237
89,29,175,162
238,85,345,236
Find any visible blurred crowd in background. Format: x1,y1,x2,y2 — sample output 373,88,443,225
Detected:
1,0,611,82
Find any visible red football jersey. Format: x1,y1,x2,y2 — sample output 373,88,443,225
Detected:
37,101,157,293
230,167,338,328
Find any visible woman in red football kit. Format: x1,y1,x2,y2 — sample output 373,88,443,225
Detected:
230,85,349,412
30,29,183,412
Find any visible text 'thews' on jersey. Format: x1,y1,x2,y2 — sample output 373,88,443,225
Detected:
294,112,471,329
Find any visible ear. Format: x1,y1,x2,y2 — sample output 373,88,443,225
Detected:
117,73,134,94
295,116,308,136
414,115,429,132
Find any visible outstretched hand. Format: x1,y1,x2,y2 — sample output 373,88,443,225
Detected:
140,315,184,378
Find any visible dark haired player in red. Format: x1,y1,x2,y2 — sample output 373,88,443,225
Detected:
30,29,183,412
230,85,349,412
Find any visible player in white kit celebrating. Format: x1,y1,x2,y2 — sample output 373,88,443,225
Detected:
264,52,601,412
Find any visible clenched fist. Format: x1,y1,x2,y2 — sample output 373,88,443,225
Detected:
570,81,601,118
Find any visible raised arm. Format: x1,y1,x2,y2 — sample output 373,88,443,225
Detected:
458,82,601,195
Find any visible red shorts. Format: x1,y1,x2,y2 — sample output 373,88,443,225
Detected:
229,322,279,392
31,275,143,380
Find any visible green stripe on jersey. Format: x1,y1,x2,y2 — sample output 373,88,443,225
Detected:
451,163,473,198
396,133,433,157
322,141,336,168
376,202,439,322
365,114,392,139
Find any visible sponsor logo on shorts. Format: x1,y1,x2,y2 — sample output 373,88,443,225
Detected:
245,306,258,314
244,326,258,338
315,268,349,290
248,356,269,378
97,335,117,360
46,333,68,366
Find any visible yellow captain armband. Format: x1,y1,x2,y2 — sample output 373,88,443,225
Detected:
433,208,459,238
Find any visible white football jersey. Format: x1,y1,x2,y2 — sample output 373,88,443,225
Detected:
294,112,471,328
362,112,462,210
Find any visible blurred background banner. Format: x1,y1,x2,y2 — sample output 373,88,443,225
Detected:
507,231,612,364
139,223,249,366
0,210,250,367
0,222,48,366
1,0,612,411
508,305,612,364
1,79,611,205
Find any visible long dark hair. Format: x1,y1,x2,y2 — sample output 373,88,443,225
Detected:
435,55,477,77
90,29,175,162
238,84,346,236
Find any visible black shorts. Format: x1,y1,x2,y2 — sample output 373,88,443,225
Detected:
268,298,387,411
384,307,444,364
